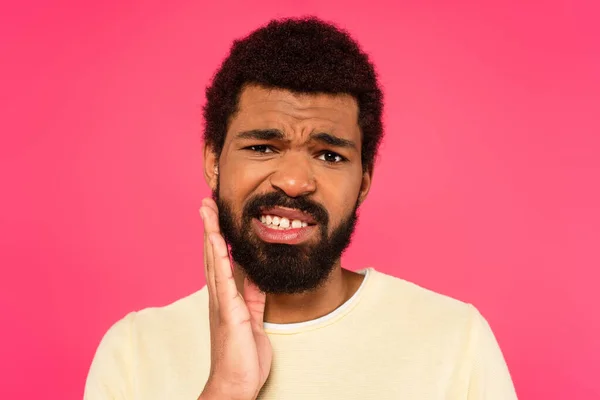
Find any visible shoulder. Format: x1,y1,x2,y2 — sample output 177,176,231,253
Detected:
362,270,516,397
97,287,210,356
363,269,481,336
366,268,473,313
85,289,210,398
87,287,210,371
129,287,210,344
133,288,209,330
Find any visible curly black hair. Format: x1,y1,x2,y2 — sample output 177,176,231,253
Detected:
203,17,383,171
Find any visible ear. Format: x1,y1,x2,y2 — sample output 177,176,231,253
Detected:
203,143,219,192
357,166,373,205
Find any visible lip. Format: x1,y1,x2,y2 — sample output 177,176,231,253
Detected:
259,206,317,224
252,218,318,245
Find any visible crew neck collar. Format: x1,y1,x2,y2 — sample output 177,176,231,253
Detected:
263,268,374,335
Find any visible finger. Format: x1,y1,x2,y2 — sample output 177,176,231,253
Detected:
201,199,221,234
209,232,246,322
200,207,218,309
202,197,218,214
201,204,222,289
243,277,266,330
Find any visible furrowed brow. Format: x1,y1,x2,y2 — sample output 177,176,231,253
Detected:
309,132,357,150
235,129,285,141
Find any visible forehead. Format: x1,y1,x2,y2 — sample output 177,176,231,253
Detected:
228,85,360,137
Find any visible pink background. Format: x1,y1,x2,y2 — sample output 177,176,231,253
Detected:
1,1,599,399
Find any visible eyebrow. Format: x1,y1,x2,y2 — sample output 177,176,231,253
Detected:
235,129,357,150
309,132,357,150
236,129,285,141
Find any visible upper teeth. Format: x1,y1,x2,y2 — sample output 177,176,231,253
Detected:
260,215,308,230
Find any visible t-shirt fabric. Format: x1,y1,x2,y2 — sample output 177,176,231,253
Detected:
84,268,518,399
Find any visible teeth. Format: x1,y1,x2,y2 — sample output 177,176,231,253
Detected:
259,214,310,230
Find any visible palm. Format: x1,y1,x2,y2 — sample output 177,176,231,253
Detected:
200,198,272,400
220,281,272,395
251,314,273,387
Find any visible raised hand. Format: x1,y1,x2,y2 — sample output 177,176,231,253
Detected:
198,198,272,400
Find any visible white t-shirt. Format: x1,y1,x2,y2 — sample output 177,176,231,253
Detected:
85,268,517,399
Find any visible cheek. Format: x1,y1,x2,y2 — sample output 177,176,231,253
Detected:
319,173,362,228
219,163,269,205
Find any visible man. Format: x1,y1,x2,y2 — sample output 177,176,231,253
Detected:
85,17,517,400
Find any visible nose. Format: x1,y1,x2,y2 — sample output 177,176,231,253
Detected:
269,151,316,198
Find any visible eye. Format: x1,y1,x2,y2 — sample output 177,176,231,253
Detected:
318,151,346,163
246,145,274,153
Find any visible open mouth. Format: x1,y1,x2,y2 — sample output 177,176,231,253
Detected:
259,214,309,230
251,206,320,244
256,207,317,230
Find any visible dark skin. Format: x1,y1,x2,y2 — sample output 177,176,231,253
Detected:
203,84,372,324
199,84,372,400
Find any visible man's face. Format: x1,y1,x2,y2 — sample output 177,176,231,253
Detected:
205,85,371,294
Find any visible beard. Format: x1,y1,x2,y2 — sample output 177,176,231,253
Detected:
214,184,359,294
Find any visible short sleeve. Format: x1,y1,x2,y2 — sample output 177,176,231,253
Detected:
467,306,518,399
84,312,136,400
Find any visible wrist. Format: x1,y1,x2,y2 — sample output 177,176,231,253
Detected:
199,380,254,400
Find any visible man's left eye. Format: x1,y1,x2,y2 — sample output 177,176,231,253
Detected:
318,152,345,163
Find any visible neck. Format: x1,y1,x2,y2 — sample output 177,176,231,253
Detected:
233,262,364,324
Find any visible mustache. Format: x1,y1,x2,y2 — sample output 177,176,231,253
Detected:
243,191,329,226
